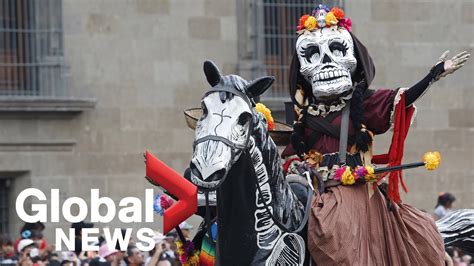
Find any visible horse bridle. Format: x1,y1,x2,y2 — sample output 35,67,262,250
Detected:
192,84,311,235
191,85,254,192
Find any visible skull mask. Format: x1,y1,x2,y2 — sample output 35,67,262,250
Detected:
296,27,357,99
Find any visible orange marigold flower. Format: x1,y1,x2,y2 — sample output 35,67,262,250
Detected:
268,120,275,131
331,7,345,20
325,12,338,26
299,14,310,27
304,16,317,30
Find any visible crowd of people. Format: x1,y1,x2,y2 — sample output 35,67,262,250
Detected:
0,193,471,266
0,221,194,266
432,192,472,266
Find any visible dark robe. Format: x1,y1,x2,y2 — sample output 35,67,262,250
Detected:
282,88,397,157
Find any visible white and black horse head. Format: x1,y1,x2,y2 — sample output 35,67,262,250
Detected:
189,61,309,265
190,60,274,190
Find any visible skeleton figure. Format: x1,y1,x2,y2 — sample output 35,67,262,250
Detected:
296,27,356,99
284,6,471,265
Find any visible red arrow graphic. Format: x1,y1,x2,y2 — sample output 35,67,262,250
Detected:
145,151,197,233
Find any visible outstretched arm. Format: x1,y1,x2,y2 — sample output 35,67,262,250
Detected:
405,50,470,106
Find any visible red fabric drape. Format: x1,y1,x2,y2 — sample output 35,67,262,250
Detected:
372,93,415,203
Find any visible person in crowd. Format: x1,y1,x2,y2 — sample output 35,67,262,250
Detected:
89,242,118,266
114,230,128,266
446,246,473,266
17,239,42,266
1,234,17,263
59,252,78,266
434,192,456,220
163,232,177,254
98,243,119,266
14,223,47,255
71,221,94,256
80,239,98,265
124,245,143,266
144,232,178,266
178,222,193,240
46,252,62,266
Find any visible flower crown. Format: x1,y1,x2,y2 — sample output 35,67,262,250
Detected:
297,5,352,34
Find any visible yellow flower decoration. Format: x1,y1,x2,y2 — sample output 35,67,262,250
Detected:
325,12,338,26
304,16,318,30
364,165,377,183
341,167,355,185
186,254,200,266
255,103,275,130
423,151,441,170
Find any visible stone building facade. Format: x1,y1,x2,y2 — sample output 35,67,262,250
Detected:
0,0,472,242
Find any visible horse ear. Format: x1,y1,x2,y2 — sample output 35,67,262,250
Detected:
246,76,275,98
203,60,222,87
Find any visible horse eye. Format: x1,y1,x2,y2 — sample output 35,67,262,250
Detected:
237,113,250,126
201,102,208,118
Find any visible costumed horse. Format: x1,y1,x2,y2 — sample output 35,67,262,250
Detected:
188,61,311,265
437,209,474,257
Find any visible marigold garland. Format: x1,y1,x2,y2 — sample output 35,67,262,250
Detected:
342,167,355,185
296,5,352,32
255,103,275,130
364,166,376,182
335,165,377,185
176,240,200,266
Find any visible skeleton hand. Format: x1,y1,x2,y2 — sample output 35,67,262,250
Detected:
436,50,471,80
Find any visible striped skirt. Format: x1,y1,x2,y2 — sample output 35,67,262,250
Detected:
307,184,445,265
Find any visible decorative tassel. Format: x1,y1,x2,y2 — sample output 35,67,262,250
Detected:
372,92,415,203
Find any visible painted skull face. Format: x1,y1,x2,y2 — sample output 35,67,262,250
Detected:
296,27,357,99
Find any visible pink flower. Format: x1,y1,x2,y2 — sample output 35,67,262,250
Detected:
160,194,174,210
338,18,352,31
179,254,188,264
334,166,347,181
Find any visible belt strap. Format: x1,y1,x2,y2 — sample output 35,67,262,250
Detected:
338,104,350,164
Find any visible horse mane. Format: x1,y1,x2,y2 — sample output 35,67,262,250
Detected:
250,108,305,228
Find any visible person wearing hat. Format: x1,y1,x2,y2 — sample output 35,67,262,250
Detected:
17,239,35,255
14,222,47,257
98,243,119,264
88,242,119,266
17,239,39,266
71,221,94,256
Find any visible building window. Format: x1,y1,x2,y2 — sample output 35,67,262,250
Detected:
0,179,9,234
0,0,66,98
254,0,344,100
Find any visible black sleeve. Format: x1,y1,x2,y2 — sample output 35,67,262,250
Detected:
405,62,445,106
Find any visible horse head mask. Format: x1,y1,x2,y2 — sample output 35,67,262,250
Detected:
190,61,274,190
